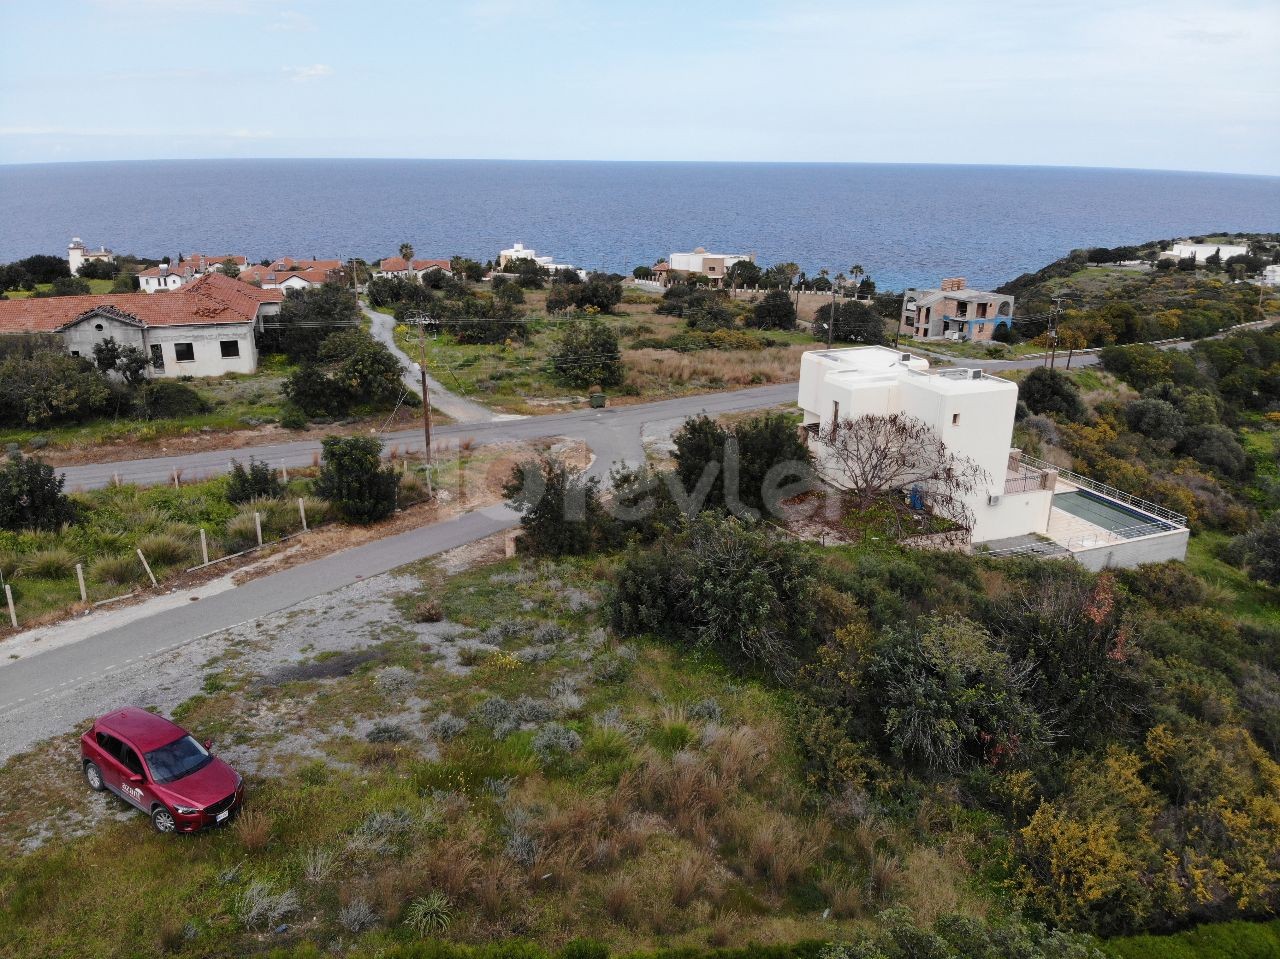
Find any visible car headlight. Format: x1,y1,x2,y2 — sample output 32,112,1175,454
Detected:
173,805,200,815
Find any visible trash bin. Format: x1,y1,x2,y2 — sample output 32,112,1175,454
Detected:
589,393,607,409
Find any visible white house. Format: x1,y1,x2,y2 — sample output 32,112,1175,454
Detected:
497,243,583,277
1163,242,1250,262
372,256,452,281
797,346,1189,568
67,237,115,275
668,248,754,286
0,273,283,378
137,254,247,293
1262,264,1280,287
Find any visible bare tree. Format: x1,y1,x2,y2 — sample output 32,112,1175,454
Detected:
816,413,988,534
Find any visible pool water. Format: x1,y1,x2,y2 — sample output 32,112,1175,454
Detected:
1052,490,1173,537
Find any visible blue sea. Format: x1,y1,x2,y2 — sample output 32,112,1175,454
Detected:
1,160,1277,290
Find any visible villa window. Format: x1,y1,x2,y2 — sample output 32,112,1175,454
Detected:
150,344,164,370
952,413,960,425
832,400,840,423
220,340,240,358
174,342,195,363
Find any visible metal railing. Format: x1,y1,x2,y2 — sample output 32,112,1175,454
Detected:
1003,471,1053,494
1018,454,1188,527
980,539,1069,559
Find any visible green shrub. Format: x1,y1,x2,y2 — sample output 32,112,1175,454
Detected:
314,436,399,524
550,316,624,389
227,458,283,504
1104,919,1280,959
137,381,211,418
223,511,262,552
280,405,309,430
0,453,77,531
504,457,613,556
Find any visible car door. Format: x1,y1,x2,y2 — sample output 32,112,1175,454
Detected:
93,731,127,795
117,742,151,810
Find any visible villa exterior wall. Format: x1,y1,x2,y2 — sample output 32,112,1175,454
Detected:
1071,527,1190,571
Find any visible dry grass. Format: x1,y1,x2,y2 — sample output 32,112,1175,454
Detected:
603,874,638,925
623,345,807,390
232,808,272,852
817,865,863,919
671,850,716,908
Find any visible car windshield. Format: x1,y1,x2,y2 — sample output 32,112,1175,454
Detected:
144,735,212,784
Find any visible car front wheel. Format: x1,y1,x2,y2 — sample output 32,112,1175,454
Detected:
84,762,104,792
152,806,177,834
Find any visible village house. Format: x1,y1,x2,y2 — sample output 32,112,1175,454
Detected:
67,237,115,274
137,254,248,293
898,278,1014,342
1162,241,1250,262
1263,264,1280,287
239,258,346,291
372,256,451,281
496,243,583,278
798,346,1188,569
0,272,282,378
667,248,754,287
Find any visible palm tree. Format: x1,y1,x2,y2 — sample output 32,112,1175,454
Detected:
399,242,415,282
849,264,865,297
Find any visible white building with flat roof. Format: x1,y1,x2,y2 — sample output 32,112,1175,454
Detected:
1262,264,1280,287
668,248,754,286
797,346,1189,567
1164,242,1250,262
67,237,115,274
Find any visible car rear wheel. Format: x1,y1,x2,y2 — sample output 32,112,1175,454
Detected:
84,762,105,792
152,806,177,834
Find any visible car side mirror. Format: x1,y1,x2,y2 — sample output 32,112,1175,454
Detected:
203,739,213,751
128,773,144,784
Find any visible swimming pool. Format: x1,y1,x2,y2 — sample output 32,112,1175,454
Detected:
1052,490,1174,537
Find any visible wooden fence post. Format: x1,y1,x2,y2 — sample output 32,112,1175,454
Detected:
75,563,87,603
199,528,209,566
4,584,16,629
298,498,308,532
281,464,289,483
136,548,158,587
254,512,263,547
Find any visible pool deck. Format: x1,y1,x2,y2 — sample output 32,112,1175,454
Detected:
1043,481,1167,551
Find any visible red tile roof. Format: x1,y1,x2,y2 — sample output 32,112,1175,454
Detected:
137,255,246,278
0,273,283,334
238,264,336,287
378,257,451,273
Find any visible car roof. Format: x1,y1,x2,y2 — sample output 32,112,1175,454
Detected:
97,707,185,752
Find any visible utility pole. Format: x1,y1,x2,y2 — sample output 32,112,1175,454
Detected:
827,275,837,348
1046,296,1064,369
408,311,434,497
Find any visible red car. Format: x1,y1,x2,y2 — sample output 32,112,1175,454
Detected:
80,706,244,834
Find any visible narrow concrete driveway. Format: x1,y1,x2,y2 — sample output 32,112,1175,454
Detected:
362,303,501,425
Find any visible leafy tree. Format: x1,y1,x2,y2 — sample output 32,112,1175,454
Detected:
227,457,283,504
1179,424,1248,477
36,276,92,297
318,328,404,407
1019,367,1087,421
747,289,797,330
449,256,485,281
1230,514,1280,586
109,271,138,293
814,300,887,344
868,615,1047,773
76,259,118,280
992,322,1016,344
314,436,398,524
136,381,210,418
549,316,623,389
552,267,582,285
505,257,548,289
0,351,112,426
673,413,814,517
608,512,817,678
725,259,762,289
398,242,414,270
283,362,346,417
1124,397,1184,450
0,452,77,531
503,456,614,556
632,265,653,280
13,254,70,284
92,337,150,387
219,258,241,279
260,284,362,359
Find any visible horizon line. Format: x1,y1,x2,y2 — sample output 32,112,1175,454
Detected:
1,156,1277,180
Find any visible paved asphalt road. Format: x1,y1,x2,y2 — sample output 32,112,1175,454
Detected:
3,384,798,757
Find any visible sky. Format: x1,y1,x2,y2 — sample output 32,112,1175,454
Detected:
1,0,1277,175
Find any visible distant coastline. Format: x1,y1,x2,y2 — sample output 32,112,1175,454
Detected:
2,159,1278,290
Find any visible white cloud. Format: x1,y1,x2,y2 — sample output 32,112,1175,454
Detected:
283,64,333,83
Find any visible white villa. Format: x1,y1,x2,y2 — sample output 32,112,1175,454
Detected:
67,238,115,274
798,346,1189,569
667,248,754,286
497,243,583,278
1163,242,1250,262
0,273,283,378
1262,264,1280,287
